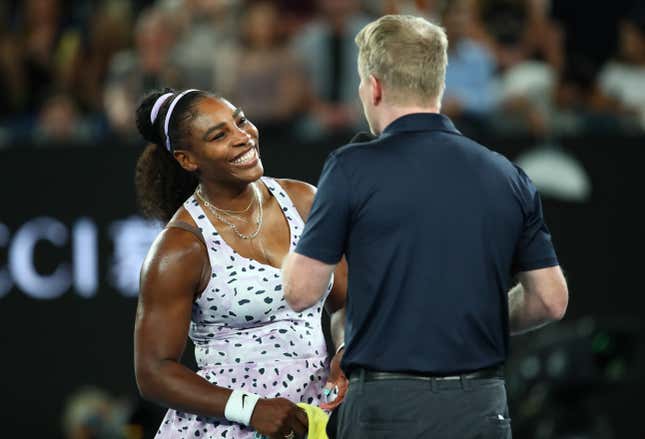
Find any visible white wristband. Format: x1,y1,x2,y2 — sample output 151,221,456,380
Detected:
224,390,260,426
335,342,345,354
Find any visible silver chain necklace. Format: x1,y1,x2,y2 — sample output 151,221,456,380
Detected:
195,183,263,240
207,191,255,215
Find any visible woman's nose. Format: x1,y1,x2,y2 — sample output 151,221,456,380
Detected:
232,127,251,145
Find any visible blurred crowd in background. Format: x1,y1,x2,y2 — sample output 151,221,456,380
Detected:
1,0,645,149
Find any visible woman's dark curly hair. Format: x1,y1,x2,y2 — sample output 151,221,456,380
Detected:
134,88,214,222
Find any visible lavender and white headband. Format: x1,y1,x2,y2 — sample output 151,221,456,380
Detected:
149,92,173,124
149,89,199,152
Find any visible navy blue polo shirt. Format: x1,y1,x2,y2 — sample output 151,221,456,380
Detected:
295,113,559,375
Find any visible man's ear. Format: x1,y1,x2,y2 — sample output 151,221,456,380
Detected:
174,150,199,173
369,74,382,106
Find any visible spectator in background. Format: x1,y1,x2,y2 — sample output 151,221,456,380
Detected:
550,0,635,80
0,2,21,118
73,0,133,114
271,0,317,36
479,0,564,137
293,0,371,139
479,0,563,72
218,1,307,135
441,0,498,133
33,92,94,145
0,1,20,147
164,0,240,90
62,387,131,439
366,0,441,21
597,6,645,131
104,6,177,142
5,0,81,115
552,58,627,135
546,0,639,135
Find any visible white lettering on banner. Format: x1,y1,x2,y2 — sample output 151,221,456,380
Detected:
9,217,72,299
73,218,98,298
0,216,161,300
0,223,12,297
109,217,162,297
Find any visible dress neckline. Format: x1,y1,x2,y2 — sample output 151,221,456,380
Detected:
191,177,299,271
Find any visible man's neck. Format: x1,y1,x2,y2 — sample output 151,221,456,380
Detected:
375,104,441,134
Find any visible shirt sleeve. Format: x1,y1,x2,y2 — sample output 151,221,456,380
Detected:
512,166,560,274
295,154,351,264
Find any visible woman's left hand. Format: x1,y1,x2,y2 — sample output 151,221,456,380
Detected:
320,348,348,410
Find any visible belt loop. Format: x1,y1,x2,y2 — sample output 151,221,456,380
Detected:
430,377,438,393
357,368,365,395
461,375,472,392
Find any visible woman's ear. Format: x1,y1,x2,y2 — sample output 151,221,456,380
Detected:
174,150,199,172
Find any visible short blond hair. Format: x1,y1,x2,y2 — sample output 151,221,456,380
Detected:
355,15,448,107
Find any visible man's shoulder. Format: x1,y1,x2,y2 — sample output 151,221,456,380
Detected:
331,134,385,160
443,131,511,165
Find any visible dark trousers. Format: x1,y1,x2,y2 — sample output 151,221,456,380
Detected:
329,371,512,439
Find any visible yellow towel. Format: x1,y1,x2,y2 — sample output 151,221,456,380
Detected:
296,403,329,439
253,404,329,439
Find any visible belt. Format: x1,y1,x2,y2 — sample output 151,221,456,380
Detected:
349,365,504,383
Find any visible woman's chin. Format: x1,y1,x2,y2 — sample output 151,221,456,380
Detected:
241,161,264,182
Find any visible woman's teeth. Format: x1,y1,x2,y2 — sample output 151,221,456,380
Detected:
232,148,256,164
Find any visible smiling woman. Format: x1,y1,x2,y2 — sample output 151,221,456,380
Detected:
132,89,348,439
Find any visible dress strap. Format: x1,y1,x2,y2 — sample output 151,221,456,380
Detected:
261,177,305,251
166,220,206,248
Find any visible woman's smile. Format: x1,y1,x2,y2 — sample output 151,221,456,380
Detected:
229,145,259,168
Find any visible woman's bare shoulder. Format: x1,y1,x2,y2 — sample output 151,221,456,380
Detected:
273,178,316,220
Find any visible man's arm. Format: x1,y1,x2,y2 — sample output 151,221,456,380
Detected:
281,154,351,313
508,265,568,335
283,252,336,312
329,306,345,350
276,178,348,315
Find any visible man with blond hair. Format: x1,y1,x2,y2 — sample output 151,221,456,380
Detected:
283,14,568,438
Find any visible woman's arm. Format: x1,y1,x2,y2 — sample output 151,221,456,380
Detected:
134,228,231,416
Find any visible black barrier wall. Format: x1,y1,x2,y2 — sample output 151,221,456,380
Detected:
0,135,643,437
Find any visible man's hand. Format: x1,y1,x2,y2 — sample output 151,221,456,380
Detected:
320,348,348,410
250,398,308,439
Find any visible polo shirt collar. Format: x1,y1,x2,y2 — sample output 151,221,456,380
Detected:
382,113,461,136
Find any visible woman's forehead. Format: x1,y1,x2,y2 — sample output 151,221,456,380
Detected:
192,97,238,128
198,96,235,113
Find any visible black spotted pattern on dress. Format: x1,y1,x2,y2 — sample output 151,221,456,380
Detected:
155,177,333,439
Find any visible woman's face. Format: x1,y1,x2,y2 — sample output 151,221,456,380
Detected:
176,96,263,185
